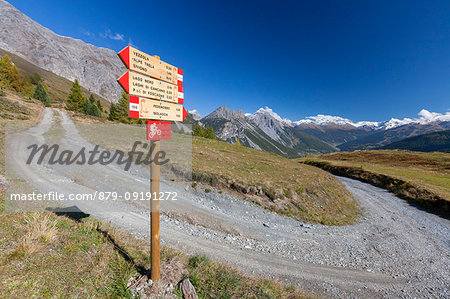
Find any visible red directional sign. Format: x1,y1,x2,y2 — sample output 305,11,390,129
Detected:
118,46,183,86
118,71,183,104
129,96,187,121
146,120,171,140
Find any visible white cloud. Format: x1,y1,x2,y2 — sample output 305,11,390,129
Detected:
100,29,125,41
80,28,95,37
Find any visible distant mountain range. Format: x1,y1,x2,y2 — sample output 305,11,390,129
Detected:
192,106,450,157
381,130,450,152
198,106,335,157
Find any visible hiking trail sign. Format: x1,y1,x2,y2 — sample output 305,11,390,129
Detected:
118,46,183,86
116,47,185,283
129,96,187,121
118,71,183,104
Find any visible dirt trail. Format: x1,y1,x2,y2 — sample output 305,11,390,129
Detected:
5,108,449,298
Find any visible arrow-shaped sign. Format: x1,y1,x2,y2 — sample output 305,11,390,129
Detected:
129,96,187,121
118,46,183,86
118,72,183,104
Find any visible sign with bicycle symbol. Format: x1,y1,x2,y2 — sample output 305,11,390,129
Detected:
146,120,171,140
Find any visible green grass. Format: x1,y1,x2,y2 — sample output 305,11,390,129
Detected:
192,137,359,225
185,255,310,299
0,212,135,298
304,150,450,201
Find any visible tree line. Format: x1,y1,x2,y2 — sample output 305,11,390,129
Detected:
193,125,215,139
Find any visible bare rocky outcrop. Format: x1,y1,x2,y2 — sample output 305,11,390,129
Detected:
0,0,125,102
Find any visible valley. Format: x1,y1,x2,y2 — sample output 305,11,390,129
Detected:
2,102,449,298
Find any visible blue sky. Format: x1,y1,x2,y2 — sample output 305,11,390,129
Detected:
7,0,450,121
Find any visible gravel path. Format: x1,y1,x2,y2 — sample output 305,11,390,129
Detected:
5,108,450,298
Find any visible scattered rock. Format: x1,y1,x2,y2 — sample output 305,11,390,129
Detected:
180,278,198,299
247,186,258,195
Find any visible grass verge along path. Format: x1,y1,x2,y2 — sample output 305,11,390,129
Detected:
301,150,450,218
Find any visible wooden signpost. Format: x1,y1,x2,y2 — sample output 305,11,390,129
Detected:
118,46,183,86
117,47,185,282
129,96,187,121
118,71,184,104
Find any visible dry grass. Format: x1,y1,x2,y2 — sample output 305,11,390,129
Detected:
305,150,450,201
72,118,359,225
9,213,59,258
0,91,310,297
0,209,310,298
192,137,359,225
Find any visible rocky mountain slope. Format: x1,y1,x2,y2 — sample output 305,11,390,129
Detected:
200,105,450,156
0,0,125,102
201,106,335,157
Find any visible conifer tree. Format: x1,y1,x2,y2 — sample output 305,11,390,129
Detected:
96,99,103,112
0,55,14,89
115,91,129,123
0,55,32,95
33,81,50,106
108,103,118,121
66,79,85,112
193,125,204,137
83,94,101,117
204,126,215,139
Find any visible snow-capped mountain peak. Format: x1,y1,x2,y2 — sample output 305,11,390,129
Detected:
294,114,357,127
384,109,450,130
189,109,202,121
247,106,293,126
244,107,449,131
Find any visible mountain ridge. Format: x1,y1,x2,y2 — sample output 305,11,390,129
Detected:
0,0,125,102
380,130,450,152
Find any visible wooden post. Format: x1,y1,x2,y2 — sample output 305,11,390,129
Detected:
150,139,160,281
150,54,161,282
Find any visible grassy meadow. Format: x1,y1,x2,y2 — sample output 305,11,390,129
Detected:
303,150,449,201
